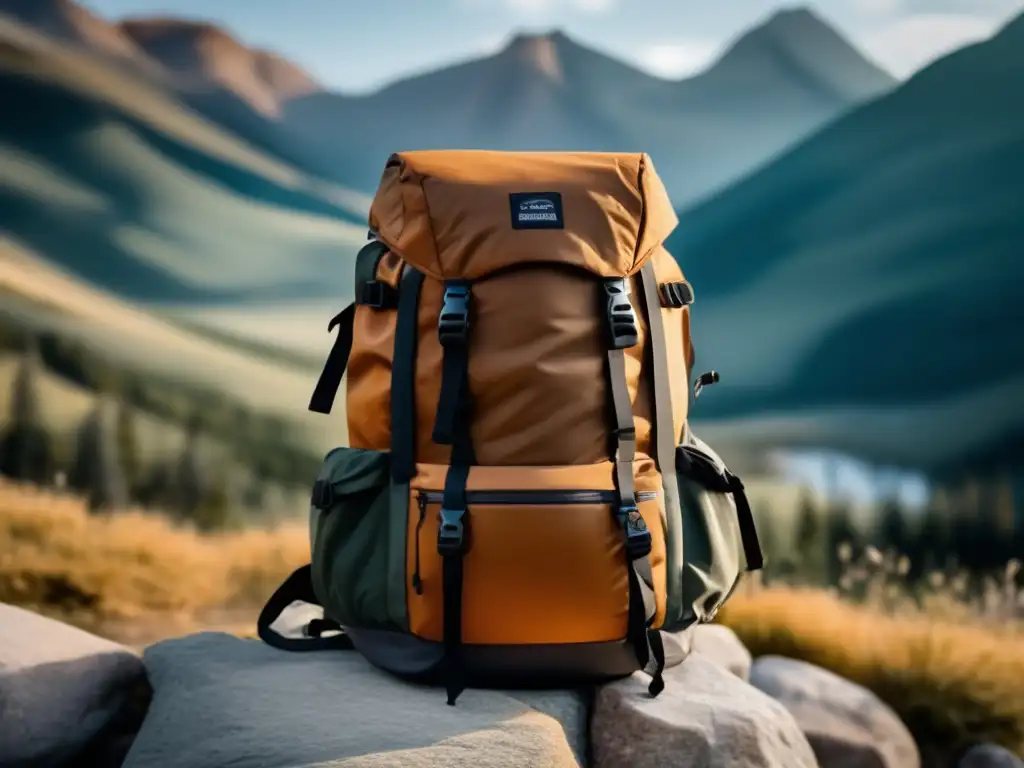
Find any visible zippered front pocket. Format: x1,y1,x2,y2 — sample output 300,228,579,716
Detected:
404,461,667,646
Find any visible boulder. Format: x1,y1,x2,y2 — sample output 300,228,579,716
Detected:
749,655,920,768
591,652,819,768
960,744,1024,768
0,603,150,767
122,626,586,768
689,623,752,681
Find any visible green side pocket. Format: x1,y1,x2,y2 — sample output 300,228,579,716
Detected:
309,447,407,632
672,433,759,630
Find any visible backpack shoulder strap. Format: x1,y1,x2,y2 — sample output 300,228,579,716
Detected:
308,241,399,415
257,564,355,652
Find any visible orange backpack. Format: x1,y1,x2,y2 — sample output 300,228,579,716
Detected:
259,151,763,704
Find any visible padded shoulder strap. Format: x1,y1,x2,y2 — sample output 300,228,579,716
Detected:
257,565,355,652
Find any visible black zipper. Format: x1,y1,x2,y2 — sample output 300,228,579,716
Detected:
412,494,427,595
415,489,658,506
409,488,657,593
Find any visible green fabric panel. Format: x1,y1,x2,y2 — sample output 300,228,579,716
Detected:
660,474,686,631
674,472,745,631
309,447,403,632
387,479,411,632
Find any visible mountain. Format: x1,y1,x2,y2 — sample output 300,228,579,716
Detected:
118,18,321,117
0,16,368,304
282,7,895,205
0,0,145,63
0,1,893,205
668,12,1024,474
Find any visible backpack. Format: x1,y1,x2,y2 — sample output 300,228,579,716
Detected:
258,150,764,705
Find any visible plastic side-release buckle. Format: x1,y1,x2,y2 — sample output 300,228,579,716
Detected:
616,504,652,560
602,278,639,349
438,284,471,347
437,507,467,556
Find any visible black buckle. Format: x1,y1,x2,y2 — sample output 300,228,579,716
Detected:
359,280,397,310
602,279,639,349
616,504,652,560
437,507,466,556
311,480,334,510
438,284,471,347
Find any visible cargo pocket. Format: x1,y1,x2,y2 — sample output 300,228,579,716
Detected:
309,447,401,632
675,434,764,628
405,461,666,646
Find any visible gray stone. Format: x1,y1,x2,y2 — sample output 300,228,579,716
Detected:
592,652,819,768
750,655,920,768
689,623,752,681
0,602,150,767
123,631,585,768
960,743,1024,768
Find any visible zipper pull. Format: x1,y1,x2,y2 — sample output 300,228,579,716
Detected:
412,493,427,595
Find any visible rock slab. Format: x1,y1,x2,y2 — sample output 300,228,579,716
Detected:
689,623,752,681
0,602,150,767
591,652,819,768
960,744,1024,768
123,630,586,768
750,655,920,768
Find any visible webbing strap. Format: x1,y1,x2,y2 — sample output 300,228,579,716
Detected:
390,266,425,483
602,277,665,696
257,565,354,652
308,304,355,415
434,281,474,706
638,261,686,633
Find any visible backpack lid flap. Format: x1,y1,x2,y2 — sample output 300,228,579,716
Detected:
368,150,678,281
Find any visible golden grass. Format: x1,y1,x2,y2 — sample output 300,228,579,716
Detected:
0,479,308,628
1,479,1021,762
721,582,1024,762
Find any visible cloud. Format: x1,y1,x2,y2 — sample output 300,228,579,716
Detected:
458,0,614,14
850,0,904,16
862,12,1002,77
633,41,721,80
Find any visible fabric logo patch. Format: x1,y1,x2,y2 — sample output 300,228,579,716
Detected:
510,192,564,230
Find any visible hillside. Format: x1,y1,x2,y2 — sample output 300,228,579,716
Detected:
284,8,894,205
0,17,369,303
668,12,1024,474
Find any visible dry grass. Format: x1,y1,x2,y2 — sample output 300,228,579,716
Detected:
0,479,307,633
1,479,1022,762
722,561,1024,763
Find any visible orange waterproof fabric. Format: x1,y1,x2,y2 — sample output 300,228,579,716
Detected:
348,152,694,466
405,459,667,644
368,151,678,281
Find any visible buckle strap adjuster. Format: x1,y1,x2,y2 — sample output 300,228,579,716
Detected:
602,278,639,349
616,504,652,560
438,507,467,556
359,280,398,310
439,284,471,347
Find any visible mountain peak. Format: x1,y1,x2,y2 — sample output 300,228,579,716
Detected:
497,30,570,82
703,4,894,102
117,15,320,115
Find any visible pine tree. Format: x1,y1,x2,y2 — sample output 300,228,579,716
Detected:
69,397,127,512
794,491,824,584
0,333,54,485
878,498,910,556
115,399,141,502
175,420,205,522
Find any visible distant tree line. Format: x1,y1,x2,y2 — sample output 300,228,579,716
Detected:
0,324,321,530
754,481,1023,588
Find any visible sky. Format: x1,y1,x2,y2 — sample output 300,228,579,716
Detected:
81,0,1024,93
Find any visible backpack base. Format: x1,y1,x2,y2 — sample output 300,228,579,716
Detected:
345,626,689,690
